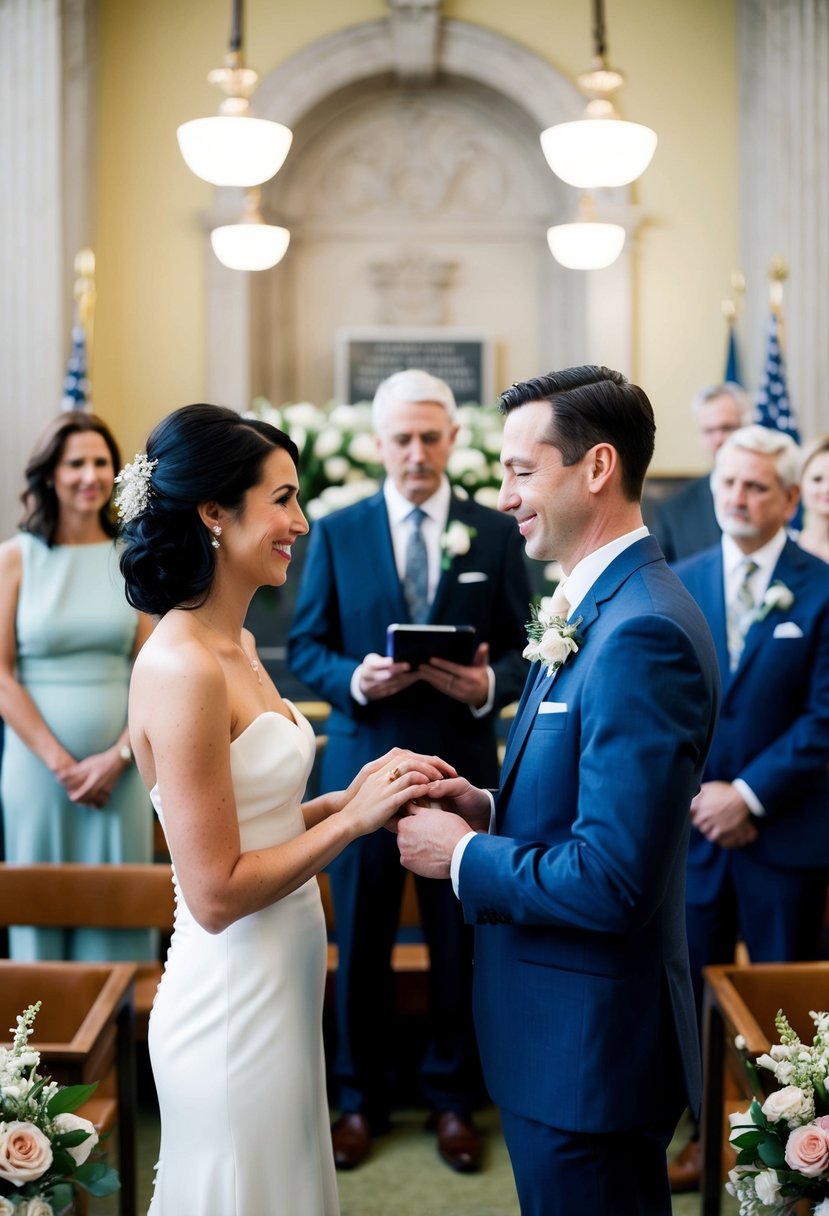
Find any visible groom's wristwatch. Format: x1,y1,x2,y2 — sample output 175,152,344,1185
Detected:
118,742,133,765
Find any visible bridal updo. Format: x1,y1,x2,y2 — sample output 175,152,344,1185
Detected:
119,403,298,616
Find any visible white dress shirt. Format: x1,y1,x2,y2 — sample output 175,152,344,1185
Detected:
450,526,650,893
721,527,788,817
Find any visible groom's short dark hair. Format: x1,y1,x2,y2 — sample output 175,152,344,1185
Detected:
498,366,656,502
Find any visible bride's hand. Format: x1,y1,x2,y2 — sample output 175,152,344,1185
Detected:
340,764,433,837
335,748,456,813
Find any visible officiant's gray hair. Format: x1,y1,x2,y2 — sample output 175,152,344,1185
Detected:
713,424,802,489
372,369,457,432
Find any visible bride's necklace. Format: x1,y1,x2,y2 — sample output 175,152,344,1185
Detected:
198,617,262,685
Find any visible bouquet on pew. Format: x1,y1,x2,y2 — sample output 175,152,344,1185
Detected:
0,1002,119,1214
727,1008,829,1215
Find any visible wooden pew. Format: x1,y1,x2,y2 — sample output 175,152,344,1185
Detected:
700,961,829,1216
0,862,175,1041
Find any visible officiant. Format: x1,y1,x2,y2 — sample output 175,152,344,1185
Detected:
287,368,530,1172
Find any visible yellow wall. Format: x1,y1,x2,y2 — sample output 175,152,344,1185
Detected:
94,0,738,474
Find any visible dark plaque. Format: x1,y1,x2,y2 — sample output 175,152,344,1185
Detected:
336,327,492,405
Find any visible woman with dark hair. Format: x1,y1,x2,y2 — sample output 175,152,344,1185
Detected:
120,404,445,1215
0,410,155,959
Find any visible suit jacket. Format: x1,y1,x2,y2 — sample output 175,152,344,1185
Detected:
653,474,721,563
457,537,719,1133
287,489,531,789
675,537,829,894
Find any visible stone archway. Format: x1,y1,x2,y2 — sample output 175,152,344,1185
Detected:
204,17,640,409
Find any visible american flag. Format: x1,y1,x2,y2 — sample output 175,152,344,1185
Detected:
754,310,799,442
724,318,743,386
60,324,90,410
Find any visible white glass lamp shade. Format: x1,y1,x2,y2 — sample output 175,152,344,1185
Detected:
546,222,625,270
177,115,293,188
540,118,657,189
210,222,290,271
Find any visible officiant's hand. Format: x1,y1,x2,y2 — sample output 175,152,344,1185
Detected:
356,653,420,700
418,642,490,707
397,805,471,880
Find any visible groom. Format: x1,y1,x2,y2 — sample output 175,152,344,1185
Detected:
397,367,720,1215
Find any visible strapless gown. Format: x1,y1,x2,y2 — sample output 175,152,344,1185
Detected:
147,706,339,1215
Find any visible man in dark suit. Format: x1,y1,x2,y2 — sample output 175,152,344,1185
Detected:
669,423,829,1190
397,366,720,1216
653,382,749,561
288,369,530,1171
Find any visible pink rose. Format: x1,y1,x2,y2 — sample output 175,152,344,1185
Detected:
784,1122,829,1177
0,1120,53,1183
817,1115,829,1131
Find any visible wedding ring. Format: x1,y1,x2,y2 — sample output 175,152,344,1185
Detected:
388,766,401,783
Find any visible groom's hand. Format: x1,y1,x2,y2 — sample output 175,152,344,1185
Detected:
397,806,471,879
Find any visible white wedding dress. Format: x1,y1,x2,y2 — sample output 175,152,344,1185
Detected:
147,705,339,1215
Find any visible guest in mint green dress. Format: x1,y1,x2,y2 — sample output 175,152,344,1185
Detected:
0,410,155,960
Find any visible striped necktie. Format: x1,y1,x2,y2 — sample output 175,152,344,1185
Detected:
403,507,429,623
727,558,759,671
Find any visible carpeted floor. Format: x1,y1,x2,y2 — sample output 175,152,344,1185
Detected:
94,1097,740,1215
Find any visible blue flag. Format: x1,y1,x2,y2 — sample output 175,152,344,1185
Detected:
754,310,799,443
60,324,90,410
724,319,743,386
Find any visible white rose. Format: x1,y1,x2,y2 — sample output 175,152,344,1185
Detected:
313,427,344,459
728,1107,756,1140
447,448,487,476
17,1198,54,1216
305,498,331,521
347,433,379,465
52,1111,98,1166
522,640,541,663
441,522,473,557
473,487,501,509
537,630,578,670
323,456,350,483
288,425,307,453
812,1199,829,1216
482,429,503,455
0,1121,53,1183
753,1169,782,1205
761,1084,811,1124
283,402,326,430
763,583,794,611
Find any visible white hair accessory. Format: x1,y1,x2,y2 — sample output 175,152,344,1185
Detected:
114,452,158,522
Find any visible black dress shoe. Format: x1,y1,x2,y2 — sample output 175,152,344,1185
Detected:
331,1113,372,1170
430,1111,482,1173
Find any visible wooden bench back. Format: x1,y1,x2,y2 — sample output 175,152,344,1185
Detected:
0,863,175,932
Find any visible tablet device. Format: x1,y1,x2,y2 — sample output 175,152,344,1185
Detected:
386,624,477,668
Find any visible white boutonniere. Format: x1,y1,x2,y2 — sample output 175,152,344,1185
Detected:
754,580,795,622
523,599,584,675
440,521,477,570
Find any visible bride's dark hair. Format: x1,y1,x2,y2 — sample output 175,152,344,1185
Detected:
119,403,299,616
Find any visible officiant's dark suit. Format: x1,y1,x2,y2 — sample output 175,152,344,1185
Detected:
288,370,529,1169
397,367,720,1216
674,426,829,1015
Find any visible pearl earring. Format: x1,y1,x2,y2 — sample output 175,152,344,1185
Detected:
211,526,222,550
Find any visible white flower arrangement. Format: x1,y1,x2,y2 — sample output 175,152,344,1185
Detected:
114,451,157,523
440,521,476,569
755,581,795,623
726,1008,829,1215
523,599,584,675
249,398,507,520
0,1003,118,1213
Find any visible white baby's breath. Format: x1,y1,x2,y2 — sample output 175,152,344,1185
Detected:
114,452,158,522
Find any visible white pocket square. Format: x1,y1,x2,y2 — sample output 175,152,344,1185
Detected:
457,571,488,583
538,701,568,714
773,621,803,639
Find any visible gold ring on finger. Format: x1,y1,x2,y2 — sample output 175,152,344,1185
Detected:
388,766,401,783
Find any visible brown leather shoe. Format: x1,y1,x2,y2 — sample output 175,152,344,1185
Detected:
668,1138,702,1192
432,1111,482,1173
331,1113,372,1170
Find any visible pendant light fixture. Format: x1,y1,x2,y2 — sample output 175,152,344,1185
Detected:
540,0,656,189
547,193,625,270
210,190,290,271
177,0,292,188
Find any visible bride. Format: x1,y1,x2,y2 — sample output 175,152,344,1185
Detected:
117,403,449,1215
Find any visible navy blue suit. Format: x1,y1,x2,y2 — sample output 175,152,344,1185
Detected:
675,538,829,1010
652,474,721,563
458,537,719,1213
288,488,530,1120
